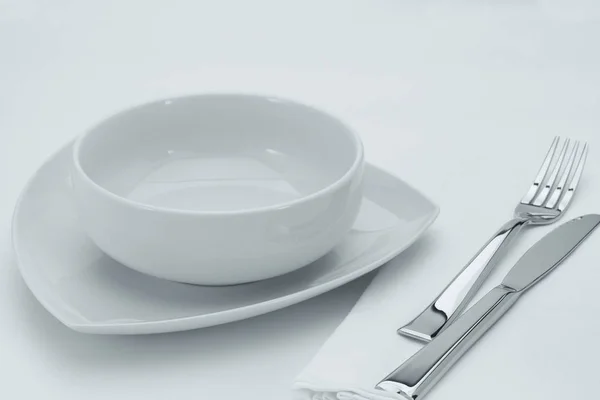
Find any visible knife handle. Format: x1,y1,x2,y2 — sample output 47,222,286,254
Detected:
398,218,528,342
378,285,520,400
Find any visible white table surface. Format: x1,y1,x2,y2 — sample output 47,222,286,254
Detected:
2,1,600,399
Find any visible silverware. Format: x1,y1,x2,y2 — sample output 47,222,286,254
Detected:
399,137,588,342
378,214,600,400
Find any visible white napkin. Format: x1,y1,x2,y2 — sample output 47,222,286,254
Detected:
292,217,600,400
291,240,428,400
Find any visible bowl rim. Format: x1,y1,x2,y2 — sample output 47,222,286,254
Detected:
72,93,365,216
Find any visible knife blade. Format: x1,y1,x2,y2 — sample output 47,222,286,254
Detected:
502,214,600,291
377,214,600,400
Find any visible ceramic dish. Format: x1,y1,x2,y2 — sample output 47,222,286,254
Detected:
72,94,364,285
13,143,438,334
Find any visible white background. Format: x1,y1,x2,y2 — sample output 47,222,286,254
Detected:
2,1,600,399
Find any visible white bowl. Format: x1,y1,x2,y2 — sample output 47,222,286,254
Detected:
71,94,364,285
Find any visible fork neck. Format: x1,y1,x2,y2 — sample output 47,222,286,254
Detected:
514,204,559,224
504,216,531,232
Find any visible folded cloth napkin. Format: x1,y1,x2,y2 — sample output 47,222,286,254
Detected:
291,241,426,400
292,222,600,400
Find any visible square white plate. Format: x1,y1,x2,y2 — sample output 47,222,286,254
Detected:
12,143,438,334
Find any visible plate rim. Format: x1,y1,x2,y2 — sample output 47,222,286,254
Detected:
12,140,439,334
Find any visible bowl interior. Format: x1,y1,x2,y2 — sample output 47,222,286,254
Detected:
75,95,361,212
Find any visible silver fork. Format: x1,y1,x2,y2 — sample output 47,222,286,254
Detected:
398,137,588,342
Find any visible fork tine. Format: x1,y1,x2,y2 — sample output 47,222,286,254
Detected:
532,138,570,206
557,142,588,212
521,136,560,204
545,141,579,209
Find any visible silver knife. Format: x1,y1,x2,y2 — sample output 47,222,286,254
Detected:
376,214,600,400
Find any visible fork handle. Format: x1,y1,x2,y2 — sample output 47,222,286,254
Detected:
398,218,528,342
